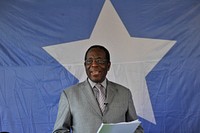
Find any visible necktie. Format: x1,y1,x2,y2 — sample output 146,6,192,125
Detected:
95,83,106,113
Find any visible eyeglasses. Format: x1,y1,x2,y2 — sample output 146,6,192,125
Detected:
85,58,108,65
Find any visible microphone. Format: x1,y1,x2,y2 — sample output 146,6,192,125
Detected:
104,102,109,112
104,103,108,106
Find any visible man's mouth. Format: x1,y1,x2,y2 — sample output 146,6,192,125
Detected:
91,70,101,76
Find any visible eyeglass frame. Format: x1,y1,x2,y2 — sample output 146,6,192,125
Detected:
84,58,108,65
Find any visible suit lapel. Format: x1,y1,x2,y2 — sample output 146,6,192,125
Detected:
81,80,118,116
81,80,102,116
106,81,117,105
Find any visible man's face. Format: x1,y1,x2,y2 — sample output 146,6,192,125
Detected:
84,47,111,83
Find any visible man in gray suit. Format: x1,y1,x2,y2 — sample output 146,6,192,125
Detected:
53,45,144,133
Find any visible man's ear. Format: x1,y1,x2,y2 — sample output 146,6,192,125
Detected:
107,62,111,71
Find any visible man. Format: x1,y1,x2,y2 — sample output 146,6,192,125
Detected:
53,45,144,133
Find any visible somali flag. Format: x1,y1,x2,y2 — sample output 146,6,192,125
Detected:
0,0,200,133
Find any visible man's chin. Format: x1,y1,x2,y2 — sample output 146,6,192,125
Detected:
91,79,100,83
90,77,101,83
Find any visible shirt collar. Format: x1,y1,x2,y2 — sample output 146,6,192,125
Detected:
88,78,107,89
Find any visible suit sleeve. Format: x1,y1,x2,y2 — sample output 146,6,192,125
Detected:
52,91,71,133
126,90,144,133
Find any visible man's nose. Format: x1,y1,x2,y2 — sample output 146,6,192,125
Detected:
91,60,99,66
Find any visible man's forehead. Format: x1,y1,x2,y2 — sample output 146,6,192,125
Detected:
87,56,105,59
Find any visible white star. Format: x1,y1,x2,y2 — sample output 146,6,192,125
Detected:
43,0,176,124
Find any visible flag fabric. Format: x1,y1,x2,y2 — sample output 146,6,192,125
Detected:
0,0,200,133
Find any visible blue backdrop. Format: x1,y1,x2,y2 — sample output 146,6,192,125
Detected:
0,0,200,132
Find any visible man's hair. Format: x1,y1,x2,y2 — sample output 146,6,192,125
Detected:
84,45,110,63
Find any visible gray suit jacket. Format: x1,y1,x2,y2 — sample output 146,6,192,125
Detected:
53,79,144,133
